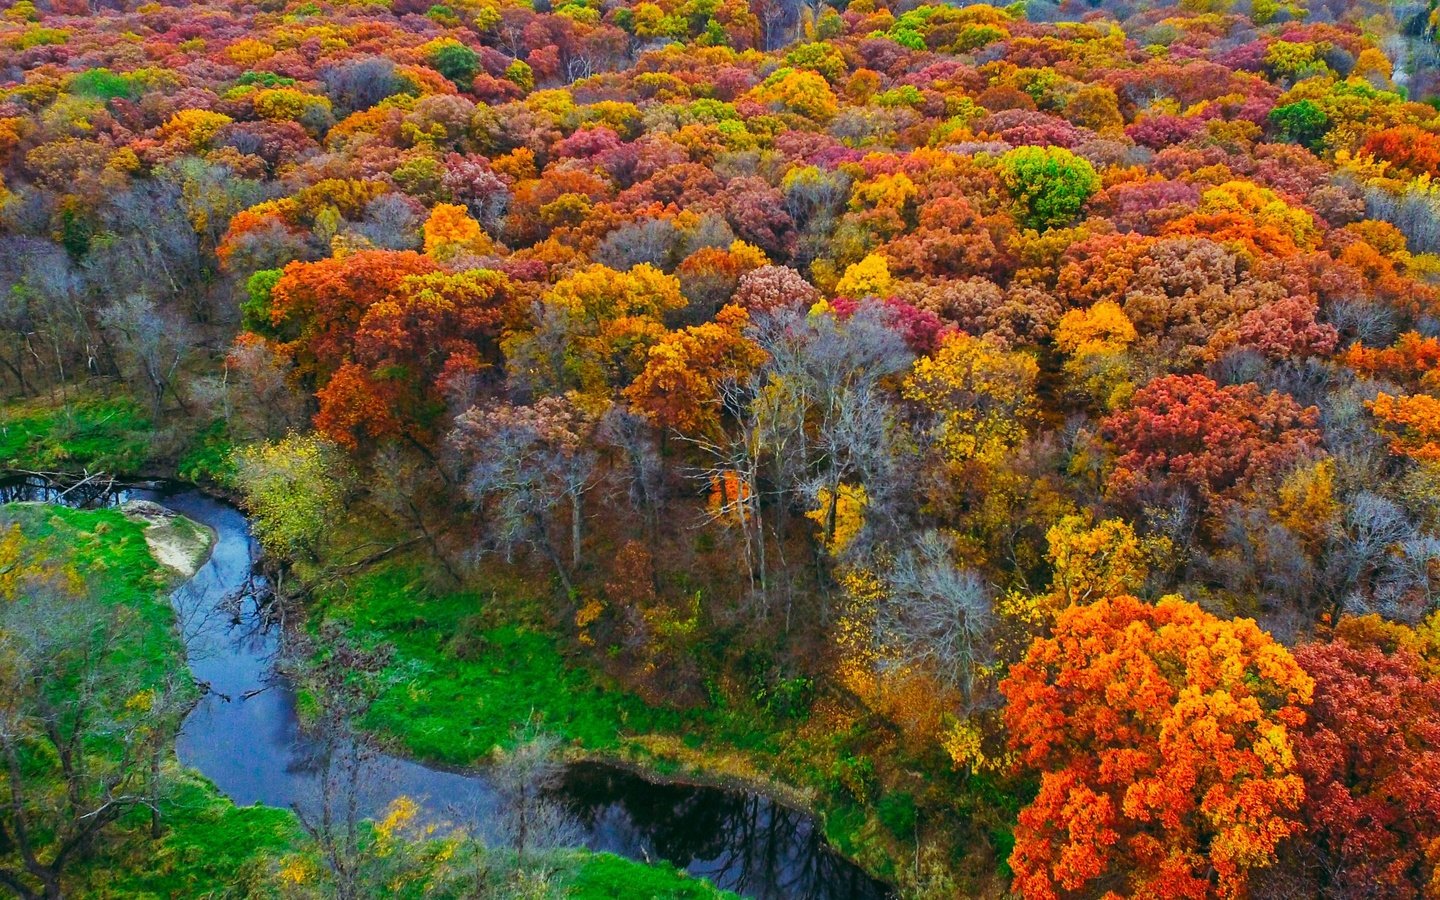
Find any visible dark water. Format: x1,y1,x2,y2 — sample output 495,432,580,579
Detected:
4,477,891,900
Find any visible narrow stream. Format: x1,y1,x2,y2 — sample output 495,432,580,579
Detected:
3,479,892,900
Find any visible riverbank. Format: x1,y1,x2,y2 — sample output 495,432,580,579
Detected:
315,561,991,894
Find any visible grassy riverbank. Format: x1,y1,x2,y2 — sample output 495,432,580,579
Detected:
0,503,300,896
315,562,1010,891
0,396,152,474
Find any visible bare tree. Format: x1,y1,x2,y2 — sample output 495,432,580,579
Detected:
287,624,396,900
489,727,579,865
452,398,600,593
98,295,196,418
875,531,994,710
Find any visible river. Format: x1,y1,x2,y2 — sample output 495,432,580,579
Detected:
2,478,892,900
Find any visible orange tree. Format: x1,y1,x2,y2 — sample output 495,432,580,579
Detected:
1000,594,1314,899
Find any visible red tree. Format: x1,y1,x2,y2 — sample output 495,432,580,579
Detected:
1290,627,1440,897
1103,374,1320,503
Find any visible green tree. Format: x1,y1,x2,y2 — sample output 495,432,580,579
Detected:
428,41,478,86
997,146,1099,231
1269,100,1330,149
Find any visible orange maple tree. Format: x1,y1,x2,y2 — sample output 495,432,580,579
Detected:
1000,594,1314,900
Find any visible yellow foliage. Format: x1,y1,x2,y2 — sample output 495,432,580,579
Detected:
276,855,315,885
575,596,604,645
1044,514,1165,609
805,484,867,556
1274,458,1340,549
225,38,275,65
158,108,233,150
374,795,419,855
941,714,1015,774
1054,300,1136,355
422,202,493,259
834,253,894,298
902,332,1037,466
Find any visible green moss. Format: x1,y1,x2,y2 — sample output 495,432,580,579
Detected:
0,398,151,474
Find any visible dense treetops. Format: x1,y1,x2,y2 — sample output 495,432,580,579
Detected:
6,0,1440,892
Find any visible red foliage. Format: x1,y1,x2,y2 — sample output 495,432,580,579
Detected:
1103,374,1321,502
1290,635,1440,896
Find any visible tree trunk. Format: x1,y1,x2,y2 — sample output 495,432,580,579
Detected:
570,491,582,571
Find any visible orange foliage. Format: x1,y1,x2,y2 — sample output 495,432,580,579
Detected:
1002,595,1313,900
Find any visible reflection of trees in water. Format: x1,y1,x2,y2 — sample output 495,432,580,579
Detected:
0,475,126,507
559,764,890,900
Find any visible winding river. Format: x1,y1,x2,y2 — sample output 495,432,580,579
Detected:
4,479,891,900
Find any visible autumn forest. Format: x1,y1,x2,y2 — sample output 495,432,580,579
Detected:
0,0,1439,895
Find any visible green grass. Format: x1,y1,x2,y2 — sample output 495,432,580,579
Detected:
321,564,925,880
0,397,151,474
7,504,180,687
76,773,302,898
564,853,739,899
176,418,237,487
327,566,685,763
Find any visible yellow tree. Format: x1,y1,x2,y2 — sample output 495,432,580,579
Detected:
902,331,1037,467
505,263,686,397
1370,392,1440,461
422,202,494,259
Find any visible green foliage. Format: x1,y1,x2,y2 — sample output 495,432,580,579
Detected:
1269,99,1331,148
60,205,93,256
784,42,848,81
426,3,460,24
236,70,296,88
428,40,479,85
0,398,151,474
565,852,739,899
876,791,917,838
69,68,138,101
242,268,283,335
997,146,1100,230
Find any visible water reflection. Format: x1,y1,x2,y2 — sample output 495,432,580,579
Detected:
562,763,891,900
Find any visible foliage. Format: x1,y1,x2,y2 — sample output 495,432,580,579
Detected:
234,433,351,562
6,0,1440,890
1001,594,1314,899
997,146,1100,230
1287,625,1440,896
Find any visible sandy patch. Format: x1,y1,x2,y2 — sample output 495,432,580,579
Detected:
122,500,215,578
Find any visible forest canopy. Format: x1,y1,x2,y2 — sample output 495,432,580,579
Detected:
3,0,1440,893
